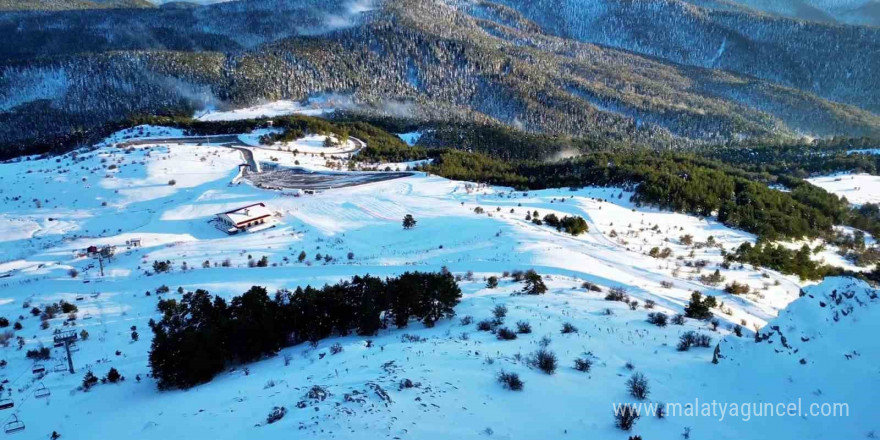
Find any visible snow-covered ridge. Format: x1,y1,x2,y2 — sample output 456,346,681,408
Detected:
706,277,879,437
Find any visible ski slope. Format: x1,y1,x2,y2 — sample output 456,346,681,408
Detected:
0,128,875,439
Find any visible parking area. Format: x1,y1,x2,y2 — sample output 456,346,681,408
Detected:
246,166,413,190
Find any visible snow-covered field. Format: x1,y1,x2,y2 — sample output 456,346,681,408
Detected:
0,129,876,439
195,100,335,122
807,173,880,206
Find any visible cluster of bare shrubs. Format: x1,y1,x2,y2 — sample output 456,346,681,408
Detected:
677,331,712,351
497,371,524,391
605,287,629,302
646,312,668,327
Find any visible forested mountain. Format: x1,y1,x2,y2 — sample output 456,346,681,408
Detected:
682,0,880,27
0,0,878,158
0,0,153,11
481,0,880,112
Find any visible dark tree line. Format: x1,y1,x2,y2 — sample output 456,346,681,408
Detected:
700,138,880,178
422,150,848,241
149,272,461,389
728,242,827,281
542,214,589,236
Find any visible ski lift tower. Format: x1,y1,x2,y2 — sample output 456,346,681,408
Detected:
53,330,78,374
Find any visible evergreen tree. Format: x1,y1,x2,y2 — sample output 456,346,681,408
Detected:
413,272,462,327
351,275,388,336
684,291,714,320
228,286,282,363
82,371,98,391
402,214,417,229
149,290,229,390
106,367,123,383
522,270,547,295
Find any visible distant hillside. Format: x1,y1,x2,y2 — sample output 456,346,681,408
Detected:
0,0,878,157
480,0,880,112
150,0,230,4
0,0,153,10
684,0,880,27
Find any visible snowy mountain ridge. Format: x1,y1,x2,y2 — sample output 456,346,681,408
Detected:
745,276,879,360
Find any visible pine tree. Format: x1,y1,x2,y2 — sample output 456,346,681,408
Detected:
522,270,547,295
82,371,98,391
402,214,417,229
106,367,123,383
684,291,714,320
149,290,229,389
228,286,282,364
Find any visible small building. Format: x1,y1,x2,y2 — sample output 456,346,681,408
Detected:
215,202,276,234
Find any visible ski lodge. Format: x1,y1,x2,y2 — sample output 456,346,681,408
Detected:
215,202,276,234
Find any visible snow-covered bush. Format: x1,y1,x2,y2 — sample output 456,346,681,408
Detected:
561,322,578,334
574,357,592,372
266,406,287,424
626,373,650,400
329,343,343,355
614,404,640,430
531,348,557,374
677,331,712,351
476,320,494,331
646,312,668,327
582,281,602,292
605,287,629,302
492,304,507,319
496,327,517,340
497,371,524,391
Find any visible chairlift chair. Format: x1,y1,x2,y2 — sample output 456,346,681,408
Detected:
53,363,66,373
0,399,12,411
31,365,45,375
3,415,23,434
33,384,49,399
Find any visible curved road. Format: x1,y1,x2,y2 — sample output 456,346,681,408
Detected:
117,134,366,174
116,134,409,190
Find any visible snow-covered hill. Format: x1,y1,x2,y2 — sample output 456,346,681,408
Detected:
0,128,876,439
